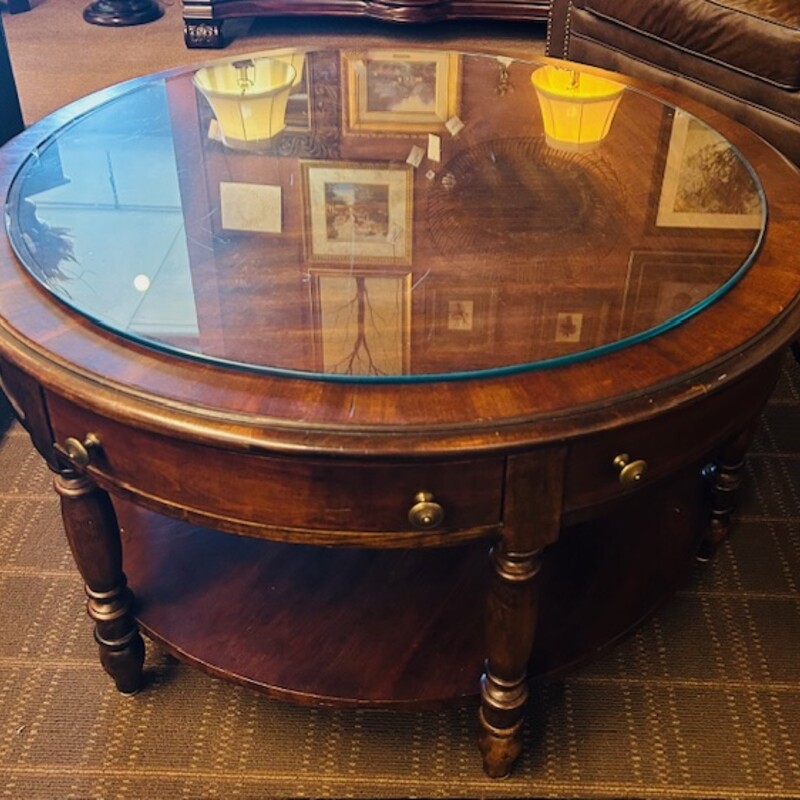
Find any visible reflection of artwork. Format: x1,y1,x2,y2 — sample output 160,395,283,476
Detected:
220,182,282,233
447,300,474,330
429,287,497,353
343,50,460,132
554,312,583,343
368,60,435,112
310,271,411,376
325,183,389,242
532,290,614,359
302,161,412,263
621,251,741,337
654,110,762,229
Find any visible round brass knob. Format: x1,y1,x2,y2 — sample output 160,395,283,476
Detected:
63,433,101,467
408,491,445,530
612,453,648,488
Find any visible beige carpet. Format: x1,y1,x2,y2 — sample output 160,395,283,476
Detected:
2,3,800,798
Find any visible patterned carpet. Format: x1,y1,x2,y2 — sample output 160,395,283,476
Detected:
0,355,799,800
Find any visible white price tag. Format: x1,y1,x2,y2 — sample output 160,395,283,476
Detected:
406,145,425,168
445,116,465,137
427,134,442,163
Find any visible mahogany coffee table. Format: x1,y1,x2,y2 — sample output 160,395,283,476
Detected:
1,48,799,778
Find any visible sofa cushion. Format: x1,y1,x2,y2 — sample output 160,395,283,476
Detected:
577,0,800,90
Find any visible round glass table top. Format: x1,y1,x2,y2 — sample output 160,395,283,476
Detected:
4,49,765,383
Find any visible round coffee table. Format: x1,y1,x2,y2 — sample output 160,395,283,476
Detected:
1,49,799,778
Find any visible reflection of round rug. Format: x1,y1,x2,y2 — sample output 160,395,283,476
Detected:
427,137,624,256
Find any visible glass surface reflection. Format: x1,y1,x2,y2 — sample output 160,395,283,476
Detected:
4,50,766,383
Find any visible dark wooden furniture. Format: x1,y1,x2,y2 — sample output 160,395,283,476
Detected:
1,50,800,778
183,0,550,47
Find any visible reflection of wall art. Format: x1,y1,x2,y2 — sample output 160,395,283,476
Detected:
343,50,460,132
309,270,411,376
621,250,740,337
554,312,583,343
532,289,615,359
302,161,413,263
429,286,498,353
653,109,762,230
219,182,282,233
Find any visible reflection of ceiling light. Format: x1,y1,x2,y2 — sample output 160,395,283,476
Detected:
133,274,151,292
531,65,624,151
193,57,296,151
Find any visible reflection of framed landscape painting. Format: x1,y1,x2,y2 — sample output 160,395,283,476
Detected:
301,161,413,264
343,50,460,132
653,109,762,230
309,270,411,376
620,251,739,337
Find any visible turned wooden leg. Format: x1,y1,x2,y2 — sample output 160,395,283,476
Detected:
479,543,541,778
479,449,566,778
698,420,758,561
54,469,144,694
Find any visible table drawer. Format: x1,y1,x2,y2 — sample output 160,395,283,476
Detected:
46,394,504,540
563,369,776,514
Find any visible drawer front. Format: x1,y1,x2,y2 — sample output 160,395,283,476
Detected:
46,394,504,538
563,365,779,514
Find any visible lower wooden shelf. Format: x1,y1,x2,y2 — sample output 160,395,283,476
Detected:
118,469,706,709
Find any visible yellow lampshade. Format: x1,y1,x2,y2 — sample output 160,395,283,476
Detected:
193,57,297,151
531,65,624,151
273,51,306,87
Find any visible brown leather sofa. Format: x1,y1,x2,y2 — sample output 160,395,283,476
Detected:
545,0,800,166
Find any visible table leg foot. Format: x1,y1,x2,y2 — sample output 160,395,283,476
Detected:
698,422,755,561
88,584,146,694
478,670,526,778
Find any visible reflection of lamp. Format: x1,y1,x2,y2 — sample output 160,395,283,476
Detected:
531,65,624,151
272,51,306,87
193,57,296,151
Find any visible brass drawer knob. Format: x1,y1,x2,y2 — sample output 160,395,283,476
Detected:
408,491,445,530
613,453,648,488
63,433,101,467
